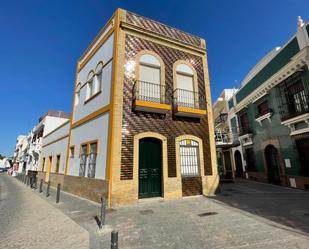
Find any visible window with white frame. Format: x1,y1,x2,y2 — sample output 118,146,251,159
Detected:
179,139,199,176
94,62,103,95
175,64,195,108
86,71,95,99
75,83,81,106
69,146,75,158
139,54,161,103
87,142,97,178
79,144,87,177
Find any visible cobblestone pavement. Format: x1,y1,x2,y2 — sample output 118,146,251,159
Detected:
0,174,89,249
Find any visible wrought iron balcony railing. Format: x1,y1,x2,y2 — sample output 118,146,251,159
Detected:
279,95,309,121
173,88,205,109
215,113,228,126
215,131,232,144
133,80,167,104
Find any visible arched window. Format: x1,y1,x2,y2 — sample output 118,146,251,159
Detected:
94,61,103,94
179,139,199,176
86,71,95,99
175,63,196,108
138,53,162,103
75,83,81,106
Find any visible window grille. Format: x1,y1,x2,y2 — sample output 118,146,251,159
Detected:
276,72,309,120
79,145,87,177
180,139,199,176
87,142,97,178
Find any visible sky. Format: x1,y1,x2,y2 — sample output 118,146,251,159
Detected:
1,0,309,156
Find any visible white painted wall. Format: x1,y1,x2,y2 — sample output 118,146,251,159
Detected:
79,19,114,65
68,113,109,179
41,138,69,174
40,121,70,174
43,121,70,145
73,33,114,123
43,116,69,136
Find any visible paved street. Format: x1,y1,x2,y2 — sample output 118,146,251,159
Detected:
1,174,309,249
0,173,89,249
213,179,309,234
100,180,309,249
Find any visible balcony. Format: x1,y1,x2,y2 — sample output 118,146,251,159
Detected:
255,108,273,125
133,80,171,114
238,127,253,146
215,129,239,147
215,113,228,126
173,88,207,118
279,95,309,121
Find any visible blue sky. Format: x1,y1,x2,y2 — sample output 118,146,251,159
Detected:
1,0,308,156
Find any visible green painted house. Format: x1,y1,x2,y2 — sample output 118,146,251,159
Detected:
228,17,309,189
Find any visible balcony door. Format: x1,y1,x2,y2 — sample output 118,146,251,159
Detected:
239,111,249,134
175,64,195,108
139,54,161,103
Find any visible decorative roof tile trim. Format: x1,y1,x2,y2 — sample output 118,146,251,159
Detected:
126,11,202,48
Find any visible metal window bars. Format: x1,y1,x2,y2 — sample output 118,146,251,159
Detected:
133,80,167,104
279,93,309,120
173,88,198,109
79,153,87,177
87,152,97,178
132,80,207,111
179,140,199,177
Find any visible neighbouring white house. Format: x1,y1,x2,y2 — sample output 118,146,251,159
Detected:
39,120,70,184
213,89,247,181
0,158,11,169
13,135,27,173
12,110,70,175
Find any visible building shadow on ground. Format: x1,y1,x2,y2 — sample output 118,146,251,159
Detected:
209,179,309,235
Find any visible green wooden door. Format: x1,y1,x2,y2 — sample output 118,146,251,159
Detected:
139,138,162,198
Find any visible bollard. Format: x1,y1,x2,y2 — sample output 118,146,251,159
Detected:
111,231,118,249
100,196,107,228
39,179,43,193
26,176,30,186
56,183,61,203
46,181,50,197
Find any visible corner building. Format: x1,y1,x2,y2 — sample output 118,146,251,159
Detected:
61,9,217,206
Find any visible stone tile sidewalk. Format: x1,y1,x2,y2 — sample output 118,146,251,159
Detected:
0,174,89,249
3,174,309,249
99,195,309,249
